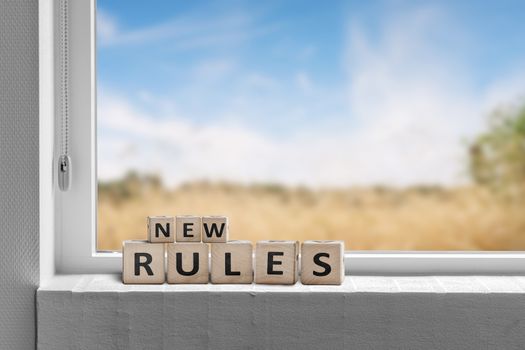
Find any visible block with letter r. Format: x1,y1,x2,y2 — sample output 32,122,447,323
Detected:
122,240,165,284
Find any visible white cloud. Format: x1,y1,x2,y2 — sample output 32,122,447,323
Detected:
97,10,118,45
191,59,236,83
295,72,313,95
98,96,275,185
97,6,525,188
341,7,478,185
482,72,525,112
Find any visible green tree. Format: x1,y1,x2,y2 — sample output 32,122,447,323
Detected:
469,102,525,197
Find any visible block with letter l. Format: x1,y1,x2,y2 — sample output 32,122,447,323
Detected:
255,240,299,284
211,240,253,284
300,240,345,285
147,216,175,243
122,240,165,284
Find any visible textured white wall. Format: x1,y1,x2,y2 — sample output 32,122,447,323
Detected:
0,0,39,348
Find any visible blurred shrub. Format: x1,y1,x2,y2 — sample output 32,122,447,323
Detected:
469,102,525,197
98,171,163,204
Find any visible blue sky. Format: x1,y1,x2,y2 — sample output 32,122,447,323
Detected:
97,0,525,187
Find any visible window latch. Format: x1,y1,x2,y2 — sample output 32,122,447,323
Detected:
58,155,71,191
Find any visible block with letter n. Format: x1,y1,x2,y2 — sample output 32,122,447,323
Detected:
147,216,175,243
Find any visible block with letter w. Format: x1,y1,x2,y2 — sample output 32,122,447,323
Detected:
202,216,228,243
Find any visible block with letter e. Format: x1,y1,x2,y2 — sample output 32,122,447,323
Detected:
202,216,228,243
300,240,344,285
255,240,299,284
176,215,201,242
147,216,175,243
122,240,165,284
211,240,253,284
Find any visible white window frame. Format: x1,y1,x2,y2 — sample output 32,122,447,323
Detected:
40,0,525,275
41,0,120,274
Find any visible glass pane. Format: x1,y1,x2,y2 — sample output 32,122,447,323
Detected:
97,0,525,251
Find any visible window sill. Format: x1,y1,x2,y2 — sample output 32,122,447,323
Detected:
38,274,525,349
38,273,525,293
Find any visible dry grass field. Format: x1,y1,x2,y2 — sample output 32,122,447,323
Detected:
97,178,525,252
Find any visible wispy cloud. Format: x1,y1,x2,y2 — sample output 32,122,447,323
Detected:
97,8,275,49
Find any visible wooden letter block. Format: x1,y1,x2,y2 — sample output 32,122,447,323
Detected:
175,215,201,242
211,240,253,284
122,240,165,284
300,240,345,285
167,243,209,284
202,216,228,243
255,240,299,285
147,216,175,243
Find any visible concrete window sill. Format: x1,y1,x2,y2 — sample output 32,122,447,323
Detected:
38,275,525,349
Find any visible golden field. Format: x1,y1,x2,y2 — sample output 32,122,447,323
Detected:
97,179,525,252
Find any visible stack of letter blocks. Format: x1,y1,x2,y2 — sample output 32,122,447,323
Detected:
122,215,344,285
